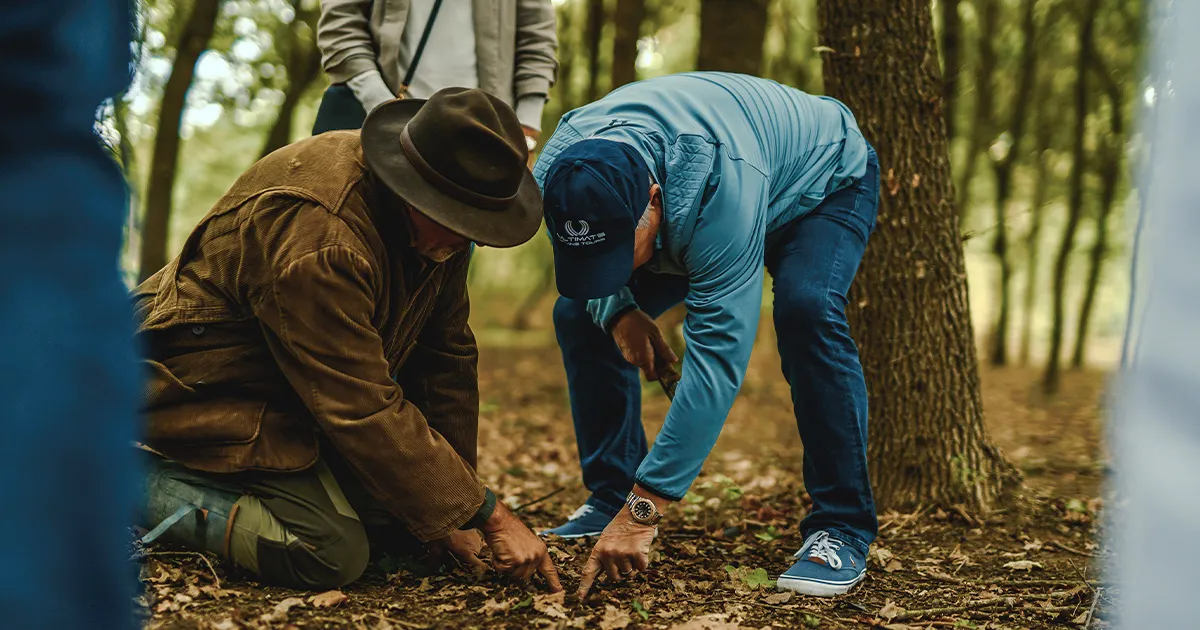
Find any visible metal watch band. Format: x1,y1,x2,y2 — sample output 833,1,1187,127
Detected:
625,491,663,525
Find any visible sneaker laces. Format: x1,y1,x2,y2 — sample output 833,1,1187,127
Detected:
797,531,844,569
568,504,595,521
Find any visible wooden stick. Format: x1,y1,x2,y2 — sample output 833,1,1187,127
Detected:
1084,586,1103,630
1067,559,1097,593
147,551,221,590
1051,539,1095,557
514,487,566,513
892,600,1009,622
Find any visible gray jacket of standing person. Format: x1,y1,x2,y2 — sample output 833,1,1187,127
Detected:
316,0,558,140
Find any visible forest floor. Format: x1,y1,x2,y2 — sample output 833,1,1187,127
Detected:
140,339,1111,630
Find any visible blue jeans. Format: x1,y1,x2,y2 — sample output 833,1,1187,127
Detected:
1,1,140,628
553,151,880,552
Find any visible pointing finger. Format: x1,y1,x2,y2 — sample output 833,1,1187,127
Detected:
577,553,602,599
539,554,563,593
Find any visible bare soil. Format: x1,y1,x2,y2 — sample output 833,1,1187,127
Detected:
141,341,1111,630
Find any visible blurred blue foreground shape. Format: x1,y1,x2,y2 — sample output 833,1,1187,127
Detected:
1110,1,1200,628
0,1,140,628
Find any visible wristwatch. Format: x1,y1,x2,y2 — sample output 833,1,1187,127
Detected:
525,135,538,152
625,491,664,526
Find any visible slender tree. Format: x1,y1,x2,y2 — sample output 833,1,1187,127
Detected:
1071,54,1125,368
697,0,770,75
1044,0,1100,394
584,0,605,101
955,0,999,218
1018,83,1057,366
610,0,645,89
818,0,1018,510
139,0,222,281
941,0,963,143
987,0,1042,366
261,2,322,158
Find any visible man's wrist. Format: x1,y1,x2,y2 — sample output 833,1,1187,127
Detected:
460,487,497,531
632,483,672,513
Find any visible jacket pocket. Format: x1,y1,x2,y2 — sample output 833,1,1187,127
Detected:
142,354,265,446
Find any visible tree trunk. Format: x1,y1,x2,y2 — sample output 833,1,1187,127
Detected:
261,6,323,158
138,0,221,282
610,0,644,90
941,0,962,144
1017,104,1054,366
987,0,1041,367
1043,0,1099,394
512,262,557,331
697,0,770,75
954,0,999,219
1070,58,1125,369
556,0,578,110
818,0,1017,511
584,0,605,102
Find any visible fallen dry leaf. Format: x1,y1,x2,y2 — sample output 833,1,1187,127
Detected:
763,591,793,605
877,600,906,621
479,597,513,616
885,558,904,573
599,604,632,630
534,591,568,619
667,614,745,630
259,596,306,623
1003,560,1044,571
309,589,348,609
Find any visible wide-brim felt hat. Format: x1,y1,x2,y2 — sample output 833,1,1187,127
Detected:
361,87,542,248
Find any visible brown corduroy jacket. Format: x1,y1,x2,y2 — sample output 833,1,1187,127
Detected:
133,131,485,541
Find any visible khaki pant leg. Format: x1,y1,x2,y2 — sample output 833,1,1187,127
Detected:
229,460,370,590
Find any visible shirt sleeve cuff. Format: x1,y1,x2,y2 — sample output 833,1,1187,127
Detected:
459,487,497,531
515,95,547,131
587,287,638,331
347,69,395,115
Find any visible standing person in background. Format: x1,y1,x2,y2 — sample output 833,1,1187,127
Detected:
0,0,141,628
314,0,558,164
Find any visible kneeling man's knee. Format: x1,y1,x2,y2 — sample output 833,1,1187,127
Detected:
230,496,370,590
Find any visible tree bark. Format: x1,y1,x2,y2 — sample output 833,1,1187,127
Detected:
941,0,962,143
610,0,644,90
697,0,770,75
818,0,1018,511
954,0,999,219
987,0,1041,366
1071,57,1125,369
260,5,322,158
584,0,605,102
1043,0,1099,394
138,0,221,282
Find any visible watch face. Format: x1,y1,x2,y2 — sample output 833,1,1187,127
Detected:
631,498,655,522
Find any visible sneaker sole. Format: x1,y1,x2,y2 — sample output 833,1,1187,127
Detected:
776,572,866,597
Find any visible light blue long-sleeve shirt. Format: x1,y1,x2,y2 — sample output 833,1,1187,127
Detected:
533,72,869,500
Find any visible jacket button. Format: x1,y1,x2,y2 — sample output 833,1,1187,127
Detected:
191,325,206,336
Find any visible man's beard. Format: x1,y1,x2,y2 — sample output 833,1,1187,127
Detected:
418,244,463,263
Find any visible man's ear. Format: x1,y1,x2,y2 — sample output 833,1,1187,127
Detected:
649,183,663,212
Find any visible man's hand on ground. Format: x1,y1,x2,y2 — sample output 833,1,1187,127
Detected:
611,309,678,381
427,529,487,571
481,500,563,591
577,486,666,599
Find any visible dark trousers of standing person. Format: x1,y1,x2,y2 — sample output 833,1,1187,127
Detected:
0,1,141,628
312,84,368,134
553,150,882,555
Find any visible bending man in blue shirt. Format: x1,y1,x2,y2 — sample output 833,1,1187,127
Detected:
534,72,880,597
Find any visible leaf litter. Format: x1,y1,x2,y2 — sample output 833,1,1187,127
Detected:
138,348,1110,629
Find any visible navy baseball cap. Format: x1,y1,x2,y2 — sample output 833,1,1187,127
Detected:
543,139,651,300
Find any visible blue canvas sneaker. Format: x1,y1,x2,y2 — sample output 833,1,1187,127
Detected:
777,530,868,596
540,503,616,538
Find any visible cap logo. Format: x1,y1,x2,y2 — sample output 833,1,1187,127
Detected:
555,218,608,248
564,220,590,237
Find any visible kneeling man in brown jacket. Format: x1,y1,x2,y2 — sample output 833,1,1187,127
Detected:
133,88,560,591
